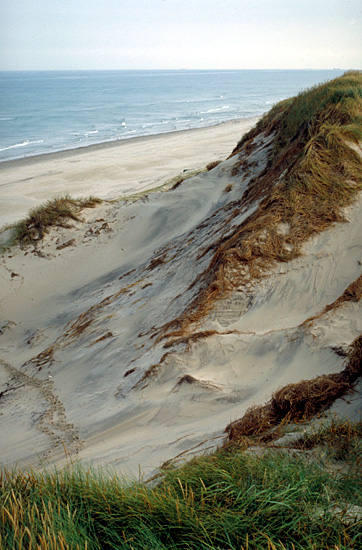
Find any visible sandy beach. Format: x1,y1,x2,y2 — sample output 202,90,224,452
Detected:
0,118,258,227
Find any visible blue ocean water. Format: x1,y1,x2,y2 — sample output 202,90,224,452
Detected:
0,69,344,162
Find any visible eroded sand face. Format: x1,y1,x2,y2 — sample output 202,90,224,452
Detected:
0,123,361,477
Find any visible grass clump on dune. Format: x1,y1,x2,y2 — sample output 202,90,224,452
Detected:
227,334,362,443
296,418,362,464
13,195,102,245
231,70,362,221
1,439,362,550
234,70,362,160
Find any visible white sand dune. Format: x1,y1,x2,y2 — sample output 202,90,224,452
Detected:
0,118,361,477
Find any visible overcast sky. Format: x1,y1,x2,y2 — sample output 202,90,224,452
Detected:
1,0,361,71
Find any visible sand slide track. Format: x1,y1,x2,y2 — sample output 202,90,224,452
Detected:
0,358,82,458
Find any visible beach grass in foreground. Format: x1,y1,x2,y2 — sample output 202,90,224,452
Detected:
1,421,362,550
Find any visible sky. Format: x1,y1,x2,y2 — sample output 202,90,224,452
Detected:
0,0,361,71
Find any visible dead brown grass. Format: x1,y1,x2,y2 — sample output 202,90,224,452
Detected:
162,330,219,349
65,314,95,341
156,72,362,341
206,160,222,171
131,352,172,390
226,333,362,444
91,332,114,345
147,254,167,270
223,184,233,193
64,281,140,343
302,274,362,327
30,346,55,370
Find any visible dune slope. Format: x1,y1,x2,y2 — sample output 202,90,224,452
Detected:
0,72,361,476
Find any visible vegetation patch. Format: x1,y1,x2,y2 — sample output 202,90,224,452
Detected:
206,160,222,171
12,195,101,245
302,273,362,327
296,418,362,465
169,168,206,190
157,71,362,339
226,334,362,444
1,439,362,550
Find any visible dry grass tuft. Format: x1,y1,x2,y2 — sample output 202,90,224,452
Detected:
131,353,171,390
271,375,350,420
302,274,362,327
226,333,362,444
162,330,219,349
147,254,167,270
206,160,222,171
13,195,101,245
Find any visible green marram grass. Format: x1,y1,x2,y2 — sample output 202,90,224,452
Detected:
235,70,362,159
233,70,362,208
1,439,362,550
12,195,102,245
296,418,362,464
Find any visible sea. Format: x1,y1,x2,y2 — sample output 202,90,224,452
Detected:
0,69,344,163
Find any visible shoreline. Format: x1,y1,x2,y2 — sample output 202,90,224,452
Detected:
0,117,258,168
0,116,259,227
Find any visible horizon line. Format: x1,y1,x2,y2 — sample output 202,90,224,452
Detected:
0,67,353,73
